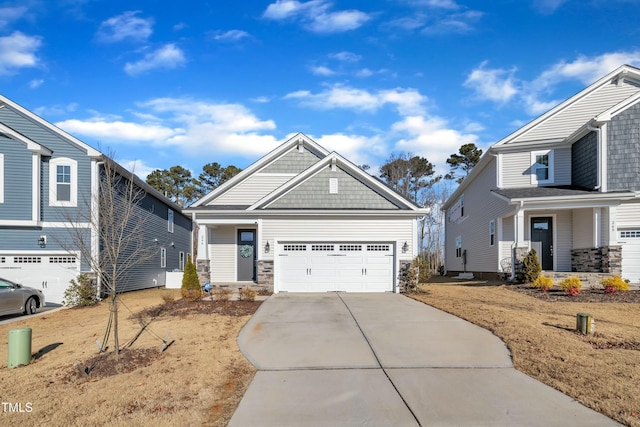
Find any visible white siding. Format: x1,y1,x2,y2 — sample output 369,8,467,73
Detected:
445,158,513,273
501,148,571,188
211,173,293,206
572,208,594,249
616,202,640,228
512,81,640,143
262,217,415,262
501,151,531,187
209,225,235,281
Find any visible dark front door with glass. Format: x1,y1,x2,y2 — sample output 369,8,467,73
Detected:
237,229,256,281
531,217,553,270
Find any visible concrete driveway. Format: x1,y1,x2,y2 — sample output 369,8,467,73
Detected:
229,293,619,426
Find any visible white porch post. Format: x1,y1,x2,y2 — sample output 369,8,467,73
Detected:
607,206,618,246
593,207,602,247
515,208,525,245
197,224,209,261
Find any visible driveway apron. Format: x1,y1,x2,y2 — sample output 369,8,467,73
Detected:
229,293,619,427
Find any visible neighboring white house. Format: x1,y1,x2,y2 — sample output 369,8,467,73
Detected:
184,133,429,293
443,64,640,284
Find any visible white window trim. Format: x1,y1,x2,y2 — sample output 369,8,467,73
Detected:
49,157,78,207
160,247,167,268
0,153,4,204
179,251,185,270
168,209,174,233
530,150,554,185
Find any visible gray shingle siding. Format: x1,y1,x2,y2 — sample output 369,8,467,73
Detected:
608,102,640,191
262,147,322,173
267,166,402,210
571,131,598,189
0,137,32,219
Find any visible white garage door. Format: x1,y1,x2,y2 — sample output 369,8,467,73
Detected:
278,243,394,292
620,230,640,285
0,254,80,305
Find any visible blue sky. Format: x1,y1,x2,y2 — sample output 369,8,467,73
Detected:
2,0,640,180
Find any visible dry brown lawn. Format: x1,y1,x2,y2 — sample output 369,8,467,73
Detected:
411,277,640,427
0,288,259,426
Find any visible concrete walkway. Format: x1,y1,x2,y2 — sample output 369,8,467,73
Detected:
229,293,620,426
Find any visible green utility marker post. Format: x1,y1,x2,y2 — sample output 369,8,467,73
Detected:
8,327,32,368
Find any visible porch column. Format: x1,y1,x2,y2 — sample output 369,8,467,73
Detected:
593,208,602,247
515,208,525,245
196,224,209,261
607,206,618,245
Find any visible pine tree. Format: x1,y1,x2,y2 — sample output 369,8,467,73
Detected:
181,254,201,301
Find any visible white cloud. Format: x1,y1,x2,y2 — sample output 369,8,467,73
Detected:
464,51,640,115
263,0,371,33
0,6,27,28
408,0,460,9
533,0,569,14
329,51,361,62
307,9,370,33
56,118,178,142
392,115,480,174
29,78,44,89
56,98,280,159
309,65,337,76
97,11,153,43
124,44,186,75
0,31,41,75
120,159,156,180
284,84,426,115
314,133,387,167
34,103,78,117
464,62,519,103
211,29,250,42
421,10,483,34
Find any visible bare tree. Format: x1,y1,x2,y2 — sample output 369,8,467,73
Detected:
61,155,158,354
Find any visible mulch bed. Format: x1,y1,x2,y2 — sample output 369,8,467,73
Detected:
507,284,640,303
133,299,263,320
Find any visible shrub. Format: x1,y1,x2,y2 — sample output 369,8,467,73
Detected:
213,287,232,301
413,253,430,283
519,249,541,283
238,287,257,301
559,276,582,296
161,294,175,304
532,275,553,292
181,255,202,301
62,274,99,307
600,275,630,294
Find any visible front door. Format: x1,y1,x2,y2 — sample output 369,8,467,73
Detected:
237,229,256,281
531,217,553,270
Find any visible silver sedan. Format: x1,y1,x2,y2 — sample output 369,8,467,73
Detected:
0,277,46,316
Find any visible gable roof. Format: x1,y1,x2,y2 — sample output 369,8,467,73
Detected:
0,94,101,158
0,121,52,155
190,133,329,207
443,64,640,210
249,151,422,211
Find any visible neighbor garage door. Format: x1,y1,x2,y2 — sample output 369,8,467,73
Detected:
278,243,394,292
620,230,640,285
0,254,80,305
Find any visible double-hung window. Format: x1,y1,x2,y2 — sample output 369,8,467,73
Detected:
531,150,554,185
160,247,167,268
49,158,77,207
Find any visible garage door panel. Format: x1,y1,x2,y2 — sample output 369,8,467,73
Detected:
620,230,640,284
0,254,79,305
278,243,394,293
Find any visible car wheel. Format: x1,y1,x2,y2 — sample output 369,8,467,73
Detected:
24,297,37,315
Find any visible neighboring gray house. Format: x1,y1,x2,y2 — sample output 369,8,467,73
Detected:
184,133,429,293
0,94,191,304
443,64,640,284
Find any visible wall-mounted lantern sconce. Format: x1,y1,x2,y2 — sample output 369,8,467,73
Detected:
38,235,47,248
153,238,159,244
264,241,270,253
402,241,409,253
170,241,175,248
